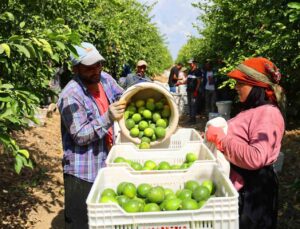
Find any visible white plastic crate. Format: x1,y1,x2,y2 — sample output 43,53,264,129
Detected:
105,143,216,173
115,128,203,149
86,163,239,229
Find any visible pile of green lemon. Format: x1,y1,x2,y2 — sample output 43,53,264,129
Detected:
99,179,215,213
124,98,171,149
113,152,198,171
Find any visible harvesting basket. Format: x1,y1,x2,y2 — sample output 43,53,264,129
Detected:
115,128,202,149
86,163,239,229
118,82,179,146
105,143,215,173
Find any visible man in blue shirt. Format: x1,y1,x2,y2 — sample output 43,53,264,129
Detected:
122,60,152,89
58,42,126,229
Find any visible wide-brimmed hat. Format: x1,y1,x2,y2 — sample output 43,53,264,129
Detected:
71,42,105,66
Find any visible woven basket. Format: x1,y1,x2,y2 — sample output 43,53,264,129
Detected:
118,82,179,146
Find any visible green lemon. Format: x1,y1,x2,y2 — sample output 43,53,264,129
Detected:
164,188,174,196
139,142,150,149
131,161,143,170
156,118,167,128
155,101,164,110
147,187,165,204
163,198,182,211
126,106,136,116
165,193,177,200
138,131,144,138
192,186,210,201
144,127,154,137
161,108,170,118
132,113,142,123
152,112,161,122
144,203,161,212
101,188,117,198
155,127,166,139
144,160,157,170
113,157,126,163
180,199,199,210
137,183,152,198
135,99,145,108
142,109,152,119
138,106,146,114
123,183,137,199
122,199,141,213
141,136,151,143
138,120,148,131
146,101,155,111
171,164,181,170
117,182,128,195
124,110,130,120
116,195,130,207
133,197,145,211
176,189,192,200
130,127,139,137
125,119,135,130
147,98,155,104
186,152,198,163
184,180,200,192
99,195,118,203
202,180,214,195
158,161,171,170
180,163,189,169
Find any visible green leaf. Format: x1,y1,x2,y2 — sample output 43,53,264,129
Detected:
0,96,12,102
13,44,31,58
1,12,14,21
0,45,3,54
14,155,23,174
55,41,66,50
0,43,11,57
288,2,300,10
8,35,23,42
0,83,14,89
20,21,26,28
18,149,30,159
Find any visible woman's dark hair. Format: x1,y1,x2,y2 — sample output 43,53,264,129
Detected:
241,86,274,110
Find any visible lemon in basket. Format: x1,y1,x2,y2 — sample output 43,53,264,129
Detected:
198,200,206,209
122,199,141,213
163,198,182,211
135,99,145,108
154,127,166,139
144,128,154,138
101,188,117,198
177,189,192,200
142,109,152,119
125,119,135,130
147,187,165,204
132,113,142,123
184,180,200,192
186,152,197,163
158,161,171,170
156,118,167,128
116,195,130,206
117,182,128,195
192,186,210,201
130,127,139,137
99,195,118,203
123,183,137,198
144,203,161,212
202,180,215,195
113,157,126,163
138,120,148,130
139,142,150,149
137,183,152,198
180,199,199,210
143,160,157,170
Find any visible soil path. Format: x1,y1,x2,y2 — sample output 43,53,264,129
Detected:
0,111,299,228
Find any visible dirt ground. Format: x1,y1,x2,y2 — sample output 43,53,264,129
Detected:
0,110,299,229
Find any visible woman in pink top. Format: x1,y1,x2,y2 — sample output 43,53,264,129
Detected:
206,57,285,229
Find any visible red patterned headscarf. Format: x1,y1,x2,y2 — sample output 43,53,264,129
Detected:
227,57,286,113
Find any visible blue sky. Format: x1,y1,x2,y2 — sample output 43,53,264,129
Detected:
138,0,202,60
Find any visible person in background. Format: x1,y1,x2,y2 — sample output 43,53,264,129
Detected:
118,63,131,88
186,59,202,124
168,62,183,93
123,60,151,89
203,61,217,114
58,42,126,229
206,57,285,229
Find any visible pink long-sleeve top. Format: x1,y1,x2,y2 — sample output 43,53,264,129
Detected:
221,104,285,190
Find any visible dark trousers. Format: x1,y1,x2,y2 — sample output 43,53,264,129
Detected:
187,91,197,120
64,174,93,229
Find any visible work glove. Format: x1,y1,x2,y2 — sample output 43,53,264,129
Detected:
205,125,226,151
108,100,127,121
193,90,198,98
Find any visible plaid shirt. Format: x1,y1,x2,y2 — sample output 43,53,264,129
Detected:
58,72,123,182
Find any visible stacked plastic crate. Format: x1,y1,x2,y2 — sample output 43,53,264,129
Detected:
86,127,239,229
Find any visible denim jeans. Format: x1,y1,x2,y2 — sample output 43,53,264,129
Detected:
64,174,93,229
169,86,176,93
